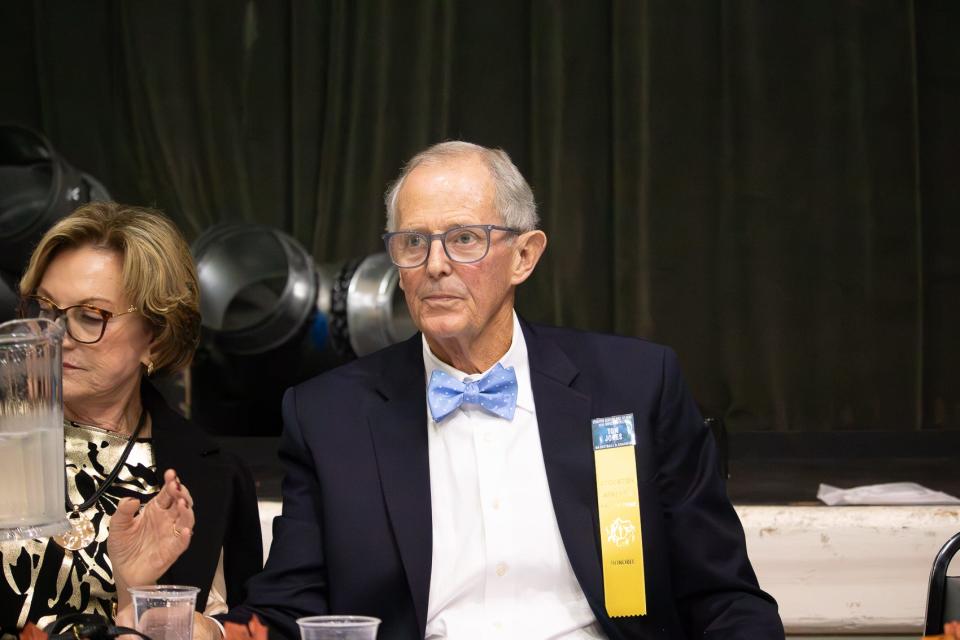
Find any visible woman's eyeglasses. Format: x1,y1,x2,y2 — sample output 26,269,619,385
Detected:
19,294,138,344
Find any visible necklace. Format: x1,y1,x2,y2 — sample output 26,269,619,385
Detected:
53,410,148,551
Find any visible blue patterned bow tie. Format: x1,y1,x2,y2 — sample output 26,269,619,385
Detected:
427,363,518,422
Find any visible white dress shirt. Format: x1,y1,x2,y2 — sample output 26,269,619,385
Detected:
423,313,605,640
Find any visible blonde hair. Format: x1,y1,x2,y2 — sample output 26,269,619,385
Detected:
19,202,201,375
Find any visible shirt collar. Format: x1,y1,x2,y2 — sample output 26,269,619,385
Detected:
422,311,534,414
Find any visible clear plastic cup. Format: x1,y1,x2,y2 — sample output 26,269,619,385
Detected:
296,615,381,640
129,585,199,640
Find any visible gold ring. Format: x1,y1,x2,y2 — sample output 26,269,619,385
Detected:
173,525,182,537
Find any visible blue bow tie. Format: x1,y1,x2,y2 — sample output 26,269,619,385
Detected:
427,363,518,422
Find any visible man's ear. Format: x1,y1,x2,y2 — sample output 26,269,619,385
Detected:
511,230,547,286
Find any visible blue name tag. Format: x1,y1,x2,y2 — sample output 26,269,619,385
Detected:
592,414,636,450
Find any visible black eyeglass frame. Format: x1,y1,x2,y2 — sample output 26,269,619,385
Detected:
381,224,522,269
19,293,138,344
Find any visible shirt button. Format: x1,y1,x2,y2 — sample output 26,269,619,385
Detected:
492,621,503,631
492,498,501,510
495,562,508,577
483,432,495,443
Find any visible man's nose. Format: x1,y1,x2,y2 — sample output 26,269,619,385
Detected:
425,236,452,277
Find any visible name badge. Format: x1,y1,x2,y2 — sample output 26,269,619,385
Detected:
591,413,646,617
592,414,636,450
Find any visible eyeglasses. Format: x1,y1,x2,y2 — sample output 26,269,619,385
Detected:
382,224,521,268
19,294,138,344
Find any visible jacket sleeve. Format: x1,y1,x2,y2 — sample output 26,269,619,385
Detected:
221,450,264,607
653,347,785,639
222,386,329,640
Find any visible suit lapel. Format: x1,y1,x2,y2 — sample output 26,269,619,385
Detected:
148,386,224,525
366,335,432,635
147,384,226,605
522,322,605,612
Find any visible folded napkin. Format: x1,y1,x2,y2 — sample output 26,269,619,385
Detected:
817,482,960,506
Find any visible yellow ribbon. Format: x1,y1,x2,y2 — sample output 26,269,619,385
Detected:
594,417,646,617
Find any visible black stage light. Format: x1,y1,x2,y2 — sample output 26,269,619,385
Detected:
0,124,111,321
0,124,110,274
190,223,416,435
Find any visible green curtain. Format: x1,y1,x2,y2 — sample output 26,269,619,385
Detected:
1,0,956,432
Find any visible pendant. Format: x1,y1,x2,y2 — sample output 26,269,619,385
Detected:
53,509,96,551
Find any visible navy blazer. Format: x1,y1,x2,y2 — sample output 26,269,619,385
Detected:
232,321,784,639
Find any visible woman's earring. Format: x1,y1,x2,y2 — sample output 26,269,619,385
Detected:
146,361,155,376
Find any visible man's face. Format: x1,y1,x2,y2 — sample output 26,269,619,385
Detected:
395,156,519,346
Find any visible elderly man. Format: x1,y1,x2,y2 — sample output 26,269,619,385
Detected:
230,141,784,639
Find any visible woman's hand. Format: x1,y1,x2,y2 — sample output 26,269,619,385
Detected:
108,469,195,614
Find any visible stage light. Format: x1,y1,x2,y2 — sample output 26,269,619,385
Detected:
192,224,319,356
0,124,110,323
0,124,110,276
192,223,415,358
190,224,416,435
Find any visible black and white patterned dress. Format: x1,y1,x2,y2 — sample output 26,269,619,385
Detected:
0,421,160,636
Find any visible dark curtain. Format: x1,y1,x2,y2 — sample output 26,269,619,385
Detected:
1,0,956,433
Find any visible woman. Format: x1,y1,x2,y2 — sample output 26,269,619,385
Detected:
0,202,262,634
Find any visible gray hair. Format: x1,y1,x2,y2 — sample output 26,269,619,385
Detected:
384,141,539,232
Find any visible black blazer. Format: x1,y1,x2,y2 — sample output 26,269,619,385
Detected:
232,321,784,639
143,382,262,610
